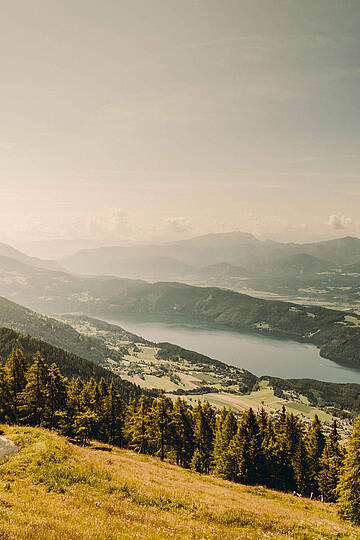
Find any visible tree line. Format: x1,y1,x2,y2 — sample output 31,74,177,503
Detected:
0,349,359,526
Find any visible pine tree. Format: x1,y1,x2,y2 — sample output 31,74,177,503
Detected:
229,408,261,485
73,410,99,446
125,395,151,454
212,408,237,479
3,349,28,422
319,420,344,502
21,352,49,426
286,413,302,455
305,414,325,497
190,448,203,472
67,377,84,414
272,407,296,492
0,367,7,422
293,436,309,496
148,391,173,460
102,383,125,447
192,401,215,474
170,398,194,467
43,364,68,430
256,408,276,487
338,416,360,524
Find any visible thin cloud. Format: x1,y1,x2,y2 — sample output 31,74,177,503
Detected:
166,216,191,234
327,214,352,230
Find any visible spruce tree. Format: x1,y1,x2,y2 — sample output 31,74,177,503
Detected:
170,398,194,467
148,391,173,460
338,416,360,525
212,408,237,479
229,408,261,485
273,408,296,492
125,395,151,454
44,364,67,430
3,349,28,422
293,436,309,496
102,383,125,447
73,410,99,446
305,414,325,497
21,352,49,426
319,420,343,502
192,401,215,474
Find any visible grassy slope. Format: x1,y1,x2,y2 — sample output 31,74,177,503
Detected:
0,426,357,539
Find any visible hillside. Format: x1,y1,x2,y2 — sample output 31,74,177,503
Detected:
80,281,360,369
0,326,143,400
0,242,62,272
0,254,146,314
248,253,333,278
0,295,129,366
96,255,195,279
201,254,332,280
0,426,357,539
201,262,247,278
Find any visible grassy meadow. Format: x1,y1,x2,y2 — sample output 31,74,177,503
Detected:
0,426,358,539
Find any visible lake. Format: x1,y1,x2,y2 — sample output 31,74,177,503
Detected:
102,316,360,384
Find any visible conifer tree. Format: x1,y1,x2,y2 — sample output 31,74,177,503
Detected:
73,410,99,446
44,363,67,430
229,408,261,485
338,416,360,525
271,406,296,491
319,420,343,502
292,436,309,495
67,377,84,414
102,383,125,447
125,394,151,454
286,413,302,454
0,367,7,422
192,401,215,473
21,352,49,426
212,408,237,478
148,391,173,460
256,408,277,487
305,414,325,497
3,349,28,422
170,398,194,467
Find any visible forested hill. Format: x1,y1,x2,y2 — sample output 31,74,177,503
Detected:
0,296,126,366
96,281,360,369
0,327,143,400
264,376,360,419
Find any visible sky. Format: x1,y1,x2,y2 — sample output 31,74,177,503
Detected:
1,0,360,255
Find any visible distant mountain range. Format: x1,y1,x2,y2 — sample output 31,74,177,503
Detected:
2,233,360,283
60,232,360,279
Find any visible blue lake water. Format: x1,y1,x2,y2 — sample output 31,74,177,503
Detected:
103,316,360,384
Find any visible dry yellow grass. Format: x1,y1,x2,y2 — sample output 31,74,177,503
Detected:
0,426,358,539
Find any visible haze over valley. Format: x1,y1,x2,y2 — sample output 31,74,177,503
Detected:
1,1,360,536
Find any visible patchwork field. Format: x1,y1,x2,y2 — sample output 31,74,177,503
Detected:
179,380,332,423
60,315,344,427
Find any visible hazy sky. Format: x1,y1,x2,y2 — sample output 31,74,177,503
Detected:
1,0,360,252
